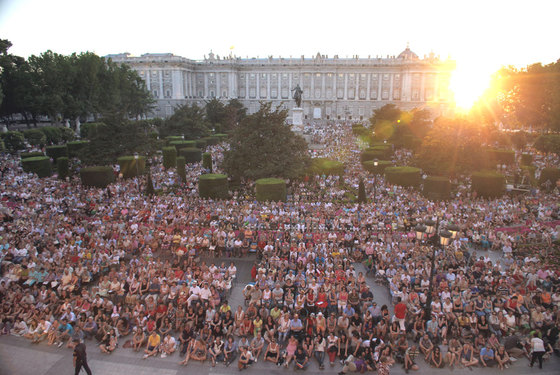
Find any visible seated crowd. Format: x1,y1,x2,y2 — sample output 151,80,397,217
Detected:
0,122,559,373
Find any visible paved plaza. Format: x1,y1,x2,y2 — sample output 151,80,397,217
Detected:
0,255,558,375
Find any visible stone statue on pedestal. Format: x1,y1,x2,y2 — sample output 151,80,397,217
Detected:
291,84,303,108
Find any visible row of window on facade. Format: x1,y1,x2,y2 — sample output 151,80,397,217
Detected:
153,87,438,101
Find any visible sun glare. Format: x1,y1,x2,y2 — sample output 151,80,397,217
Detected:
450,61,493,110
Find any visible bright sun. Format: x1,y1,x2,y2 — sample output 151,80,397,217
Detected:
450,61,494,110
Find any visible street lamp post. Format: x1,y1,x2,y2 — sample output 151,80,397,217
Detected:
373,159,379,203
415,217,453,320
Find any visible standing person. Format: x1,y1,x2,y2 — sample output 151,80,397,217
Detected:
73,339,92,375
393,297,407,331
529,332,546,369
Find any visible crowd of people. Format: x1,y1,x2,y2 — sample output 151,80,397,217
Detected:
0,121,559,374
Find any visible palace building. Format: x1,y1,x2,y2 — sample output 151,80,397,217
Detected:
107,46,455,121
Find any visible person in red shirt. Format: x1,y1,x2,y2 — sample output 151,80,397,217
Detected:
394,297,407,331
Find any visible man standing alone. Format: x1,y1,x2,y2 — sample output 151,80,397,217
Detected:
73,339,92,375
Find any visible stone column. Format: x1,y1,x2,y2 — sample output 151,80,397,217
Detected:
377,77,382,101
158,70,164,99
366,73,371,100
420,73,425,102
146,70,151,93
204,73,209,99
267,73,271,99
344,73,348,100
216,72,221,98
389,74,394,101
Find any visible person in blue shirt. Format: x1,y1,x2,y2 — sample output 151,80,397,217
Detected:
480,343,495,367
56,319,74,348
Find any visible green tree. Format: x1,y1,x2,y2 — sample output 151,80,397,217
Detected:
534,134,560,155
205,98,226,131
159,103,209,138
223,102,310,179
82,119,158,165
222,99,247,132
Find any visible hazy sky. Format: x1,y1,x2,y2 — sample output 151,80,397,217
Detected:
1,0,558,105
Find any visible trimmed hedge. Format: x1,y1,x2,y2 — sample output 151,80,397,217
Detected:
165,136,184,144
162,147,177,169
423,176,451,200
199,173,229,199
195,139,207,150
21,156,52,178
20,151,45,159
203,136,220,146
521,153,532,166
363,160,392,174
57,157,69,179
256,178,286,202
202,152,212,171
23,129,46,147
117,156,146,179
179,147,202,163
471,170,505,198
308,158,345,176
67,141,89,158
176,156,186,183
487,149,515,165
367,145,392,159
80,166,114,188
169,140,196,151
214,133,228,140
520,165,537,186
361,150,385,163
539,167,560,186
46,145,68,162
385,166,421,187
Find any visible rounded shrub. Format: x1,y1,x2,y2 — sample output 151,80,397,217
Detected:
57,157,69,179
487,149,515,165
363,160,392,174
162,146,177,169
20,151,45,159
21,156,52,178
199,173,229,199
2,131,26,152
195,139,207,150
471,170,506,198
80,166,114,188
539,167,560,186
178,147,202,163
385,166,421,187
423,176,451,200
46,145,68,162
521,153,532,166
202,152,212,171
169,140,196,151
117,156,146,179
308,158,344,176
67,141,89,158
256,178,286,202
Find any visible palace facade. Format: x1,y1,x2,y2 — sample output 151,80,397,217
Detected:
108,46,455,121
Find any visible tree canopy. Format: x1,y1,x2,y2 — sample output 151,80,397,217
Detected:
159,103,210,138
0,39,154,127
223,102,310,180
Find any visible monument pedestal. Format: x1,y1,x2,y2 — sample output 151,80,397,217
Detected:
291,107,304,133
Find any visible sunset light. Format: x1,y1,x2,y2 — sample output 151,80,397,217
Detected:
450,60,494,110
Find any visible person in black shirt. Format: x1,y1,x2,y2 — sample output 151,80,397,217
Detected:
73,339,92,375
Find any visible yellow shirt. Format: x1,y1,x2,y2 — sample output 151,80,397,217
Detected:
148,334,161,347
